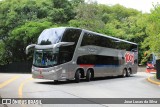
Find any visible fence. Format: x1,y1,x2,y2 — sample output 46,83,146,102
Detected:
0,62,32,73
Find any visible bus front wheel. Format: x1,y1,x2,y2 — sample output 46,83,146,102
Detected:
75,70,81,83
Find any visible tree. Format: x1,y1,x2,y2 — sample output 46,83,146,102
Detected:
142,4,160,53
7,21,53,62
69,2,105,32
0,41,12,65
0,0,81,65
0,0,154,65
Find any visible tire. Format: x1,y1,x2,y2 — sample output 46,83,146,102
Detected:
54,80,58,84
126,69,131,77
122,69,127,77
86,69,91,82
75,70,81,83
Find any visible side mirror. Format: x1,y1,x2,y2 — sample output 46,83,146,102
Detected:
52,42,75,53
26,44,36,54
27,42,75,54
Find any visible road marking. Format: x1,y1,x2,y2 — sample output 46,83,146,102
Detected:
0,75,21,88
18,77,33,98
147,77,160,85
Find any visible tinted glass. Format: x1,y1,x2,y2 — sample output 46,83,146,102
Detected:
33,49,58,67
77,55,119,65
38,28,65,45
61,28,82,43
58,46,73,64
81,32,137,51
116,42,137,51
59,29,82,63
81,33,95,46
81,32,117,48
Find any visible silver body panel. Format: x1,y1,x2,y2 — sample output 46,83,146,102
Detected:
30,27,138,81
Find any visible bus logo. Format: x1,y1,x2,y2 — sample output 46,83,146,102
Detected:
125,52,134,64
38,68,42,74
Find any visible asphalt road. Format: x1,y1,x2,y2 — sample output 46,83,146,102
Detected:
0,68,160,107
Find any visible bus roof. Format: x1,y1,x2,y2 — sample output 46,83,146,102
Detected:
82,29,137,45
46,27,137,45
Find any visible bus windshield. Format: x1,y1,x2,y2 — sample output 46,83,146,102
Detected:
33,49,58,67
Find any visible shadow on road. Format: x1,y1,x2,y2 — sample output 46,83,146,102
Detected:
35,76,135,85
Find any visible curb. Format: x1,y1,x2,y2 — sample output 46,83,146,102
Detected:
147,77,160,85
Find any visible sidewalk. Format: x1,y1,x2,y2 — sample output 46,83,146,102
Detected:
147,75,160,85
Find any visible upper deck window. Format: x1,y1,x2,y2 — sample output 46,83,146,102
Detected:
81,32,137,51
61,28,82,43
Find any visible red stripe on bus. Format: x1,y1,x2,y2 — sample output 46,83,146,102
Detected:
79,64,94,67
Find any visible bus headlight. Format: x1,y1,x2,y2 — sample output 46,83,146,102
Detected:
32,68,34,72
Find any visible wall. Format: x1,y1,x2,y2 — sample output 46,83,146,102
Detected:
0,62,32,73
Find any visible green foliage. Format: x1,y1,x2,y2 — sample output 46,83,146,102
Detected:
11,21,52,43
69,2,105,32
0,0,77,64
0,0,158,65
69,2,148,64
0,41,12,65
8,21,53,61
142,4,160,53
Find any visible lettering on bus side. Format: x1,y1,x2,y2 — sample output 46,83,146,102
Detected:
88,47,97,54
125,52,134,65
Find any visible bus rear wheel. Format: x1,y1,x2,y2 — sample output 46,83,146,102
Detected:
54,80,58,84
126,69,131,77
75,70,81,83
122,69,127,77
86,69,91,82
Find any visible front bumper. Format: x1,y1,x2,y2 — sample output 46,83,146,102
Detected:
32,70,59,80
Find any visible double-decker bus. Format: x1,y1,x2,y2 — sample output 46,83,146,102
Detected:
26,27,138,83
